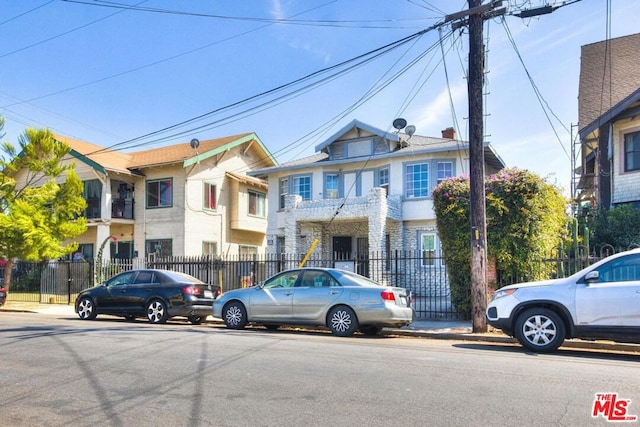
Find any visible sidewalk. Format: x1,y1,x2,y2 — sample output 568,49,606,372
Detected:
3,301,639,353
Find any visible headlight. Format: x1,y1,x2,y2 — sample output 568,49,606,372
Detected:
491,288,517,301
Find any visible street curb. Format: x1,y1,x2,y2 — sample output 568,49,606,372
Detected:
382,329,640,353
4,304,640,354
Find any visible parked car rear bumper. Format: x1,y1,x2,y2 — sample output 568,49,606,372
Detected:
169,303,213,318
356,304,415,327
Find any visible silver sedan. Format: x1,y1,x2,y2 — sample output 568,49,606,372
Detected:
213,267,414,336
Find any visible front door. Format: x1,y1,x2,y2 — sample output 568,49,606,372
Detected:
333,236,352,260
356,237,369,277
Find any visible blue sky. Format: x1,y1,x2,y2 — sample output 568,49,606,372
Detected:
1,0,639,193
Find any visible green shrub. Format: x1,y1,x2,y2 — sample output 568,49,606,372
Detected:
433,168,568,319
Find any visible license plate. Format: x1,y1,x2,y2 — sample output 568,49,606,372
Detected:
204,290,213,299
399,296,407,305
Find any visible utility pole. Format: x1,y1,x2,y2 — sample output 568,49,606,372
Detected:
467,0,487,333
446,0,505,332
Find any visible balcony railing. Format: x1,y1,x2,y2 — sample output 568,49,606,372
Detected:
84,198,134,220
112,198,134,219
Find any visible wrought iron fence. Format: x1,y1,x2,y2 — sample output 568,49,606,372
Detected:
3,247,629,319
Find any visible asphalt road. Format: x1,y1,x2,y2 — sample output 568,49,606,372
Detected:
1,312,639,427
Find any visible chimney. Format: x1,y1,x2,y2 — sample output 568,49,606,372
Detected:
441,127,456,139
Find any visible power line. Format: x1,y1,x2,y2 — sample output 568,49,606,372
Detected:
0,0,149,59
62,0,435,29
0,0,55,27
500,18,571,160
84,24,444,156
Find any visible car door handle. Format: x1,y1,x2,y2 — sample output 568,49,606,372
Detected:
329,290,340,295
285,291,294,296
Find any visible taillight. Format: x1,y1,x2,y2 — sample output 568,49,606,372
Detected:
381,289,396,302
183,286,201,296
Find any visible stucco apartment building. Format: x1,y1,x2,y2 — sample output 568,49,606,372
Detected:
31,133,276,261
249,119,505,283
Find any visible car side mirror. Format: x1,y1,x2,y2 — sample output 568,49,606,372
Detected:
584,270,599,283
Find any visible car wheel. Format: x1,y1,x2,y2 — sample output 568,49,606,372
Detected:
328,306,358,337
146,299,169,324
77,296,97,320
514,307,566,353
188,315,204,325
223,301,247,330
359,326,382,336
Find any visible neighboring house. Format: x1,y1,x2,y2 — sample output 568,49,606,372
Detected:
37,133,275,261
577,32,640,209
248,119,505,283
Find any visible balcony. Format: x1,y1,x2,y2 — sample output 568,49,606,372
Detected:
289,188,402,222
112,198,134,220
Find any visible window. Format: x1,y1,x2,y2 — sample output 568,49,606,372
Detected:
248,191,266,217
106,271,136,287
624,131,640,172
147,178,172,208
83,180,102,219
145,239,172,257
346,139,372,158
239,245,258,257
292,175,311,200
378,167,390,197
297,270,339,287
204,182,216,210
264,270,300,289
420,233,436,266
597,255,640,282
71,244,94,261
279,178,288,209
325,173,339,199
378,167,389,187
437,162,453,184
405,163,428,198
202,241,218,256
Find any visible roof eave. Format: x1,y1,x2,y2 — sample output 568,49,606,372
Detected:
314,119,399,152
183,133,276,168
579,89,640,139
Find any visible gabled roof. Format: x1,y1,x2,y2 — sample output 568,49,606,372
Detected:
129,133,275,169
55,134,134,175
55,132,276,175
249,121,505,178
578,33,640,138
314,119,399,152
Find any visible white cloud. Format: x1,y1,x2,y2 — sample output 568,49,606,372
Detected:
412,82,467,136
269,0,285,20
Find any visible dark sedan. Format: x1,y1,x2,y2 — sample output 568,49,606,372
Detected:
75,269,219,324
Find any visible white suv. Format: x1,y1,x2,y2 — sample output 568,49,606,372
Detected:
486,248,640,352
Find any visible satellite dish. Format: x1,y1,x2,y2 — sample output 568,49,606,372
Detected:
190,138,200,150
405,125,416,137
392,118,407,130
